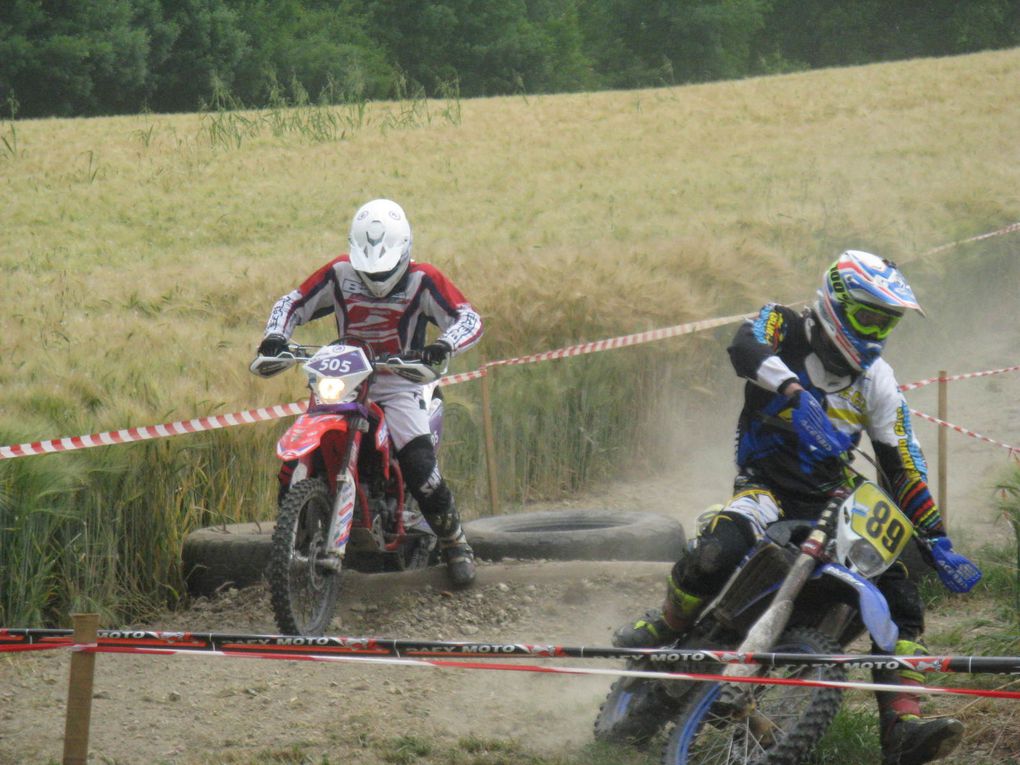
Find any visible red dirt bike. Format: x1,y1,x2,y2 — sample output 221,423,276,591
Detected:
251,341,443,635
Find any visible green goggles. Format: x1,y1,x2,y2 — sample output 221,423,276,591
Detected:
844,302,902,339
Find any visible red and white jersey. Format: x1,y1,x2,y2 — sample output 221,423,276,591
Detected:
264,255,483,357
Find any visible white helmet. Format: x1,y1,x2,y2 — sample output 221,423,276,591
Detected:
348,199,412,297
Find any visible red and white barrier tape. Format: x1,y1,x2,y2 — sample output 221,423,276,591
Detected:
0,402,308,460
0,313,751,460
898,365,1020,392
910,409,1020,460
484,313,751,368
5,630,1019,699
11,641,1020,701
921,221,1020,256
2,218,1018,461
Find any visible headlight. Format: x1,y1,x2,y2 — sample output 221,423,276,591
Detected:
315,377,347,404
847,538,886,578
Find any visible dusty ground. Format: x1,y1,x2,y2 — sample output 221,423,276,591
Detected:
0,559,674,764
2,552,1018,764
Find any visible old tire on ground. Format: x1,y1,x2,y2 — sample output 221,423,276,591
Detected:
182,522,273,596
463,509,686,562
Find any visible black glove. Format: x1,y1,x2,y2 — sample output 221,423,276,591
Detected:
257,333,289,357
421,340,452,366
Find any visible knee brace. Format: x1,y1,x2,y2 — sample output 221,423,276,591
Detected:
671,511,757,598
398,435,460,539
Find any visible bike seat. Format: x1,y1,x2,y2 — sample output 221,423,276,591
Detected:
765,519,816,547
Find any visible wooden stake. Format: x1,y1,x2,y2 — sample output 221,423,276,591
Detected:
480,367,500,516
62,613,98,765
938,369,948,531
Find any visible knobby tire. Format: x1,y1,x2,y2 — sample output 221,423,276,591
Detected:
268,478,343,636
661,626,845,765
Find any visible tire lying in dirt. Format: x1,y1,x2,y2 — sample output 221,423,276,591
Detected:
463,509,686,562
182,522,274,596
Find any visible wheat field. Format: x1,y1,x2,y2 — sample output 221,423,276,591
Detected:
1,48,1018,623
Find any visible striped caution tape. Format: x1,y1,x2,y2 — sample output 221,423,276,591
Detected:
920,221,1020,256
64,649,1020,701
3,629,1020,700
0,313,751,460
0,402,309,460
5,629,1020,674
909,409,1020,460
898,364,1020,392
2,220,1018,461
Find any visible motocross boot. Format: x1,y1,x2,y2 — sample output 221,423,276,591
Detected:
440,529,476,588
876,638,963,765
880,717,964,765
612,577,703,648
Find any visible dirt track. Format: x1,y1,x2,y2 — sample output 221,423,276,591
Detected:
3,550,1019,765
1,560,672,764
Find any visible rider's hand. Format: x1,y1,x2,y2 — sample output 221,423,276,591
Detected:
422,340,452,366
790,390,852,461
257,333,289,357
927,536,982,593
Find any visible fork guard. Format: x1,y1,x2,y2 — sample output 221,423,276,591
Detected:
812,563,898,652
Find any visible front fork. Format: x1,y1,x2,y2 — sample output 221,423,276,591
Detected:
714,500,841,722
319,416,369,570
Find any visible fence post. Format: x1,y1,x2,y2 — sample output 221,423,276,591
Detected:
63,612,99,765
480,366,500,516
938,369,948,531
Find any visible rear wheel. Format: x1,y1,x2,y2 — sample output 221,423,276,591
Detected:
662,627,845,765
268,478,343,635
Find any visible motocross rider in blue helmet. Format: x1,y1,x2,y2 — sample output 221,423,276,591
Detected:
615,251,975,765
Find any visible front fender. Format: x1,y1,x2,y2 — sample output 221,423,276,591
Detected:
814,563,898,652
277,413,350,461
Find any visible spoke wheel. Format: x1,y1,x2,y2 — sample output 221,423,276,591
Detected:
594,662,689,745
268,478,343,635
662,627,845,765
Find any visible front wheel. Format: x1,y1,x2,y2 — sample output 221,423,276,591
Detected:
268,478,343,635
662,626,845,765
594,662,687,745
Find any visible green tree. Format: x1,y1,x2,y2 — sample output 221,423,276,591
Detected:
228,0,393,105
578,0,769,87
0,0,163,117
150,0,249,112
364,0,588,96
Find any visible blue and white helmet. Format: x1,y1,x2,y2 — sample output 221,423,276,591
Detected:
814,250,923,373
348,199,412,297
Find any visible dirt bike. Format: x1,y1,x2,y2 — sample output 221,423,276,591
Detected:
594,473,958,764
250,341,444,636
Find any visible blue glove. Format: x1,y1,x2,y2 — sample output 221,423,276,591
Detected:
928,536,982,593
790,391,852,468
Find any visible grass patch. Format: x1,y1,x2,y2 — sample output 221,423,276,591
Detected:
808,706,879,764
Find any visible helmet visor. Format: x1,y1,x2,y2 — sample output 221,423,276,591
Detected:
362,262,402,283
845,302,901,339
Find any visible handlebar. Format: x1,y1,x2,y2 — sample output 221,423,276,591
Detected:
250,343,446,382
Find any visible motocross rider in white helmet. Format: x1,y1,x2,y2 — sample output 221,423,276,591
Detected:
255,199,483,587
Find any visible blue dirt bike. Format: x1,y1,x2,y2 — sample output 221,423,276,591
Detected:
594,476,979,764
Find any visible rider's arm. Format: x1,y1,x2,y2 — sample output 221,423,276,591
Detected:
864,360,946,537
263,257,344,339
728,304,803,394
415,264,483,355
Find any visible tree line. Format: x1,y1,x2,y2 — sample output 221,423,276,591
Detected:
2,0,1018,119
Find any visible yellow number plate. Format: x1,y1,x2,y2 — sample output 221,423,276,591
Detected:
849,483,913,563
